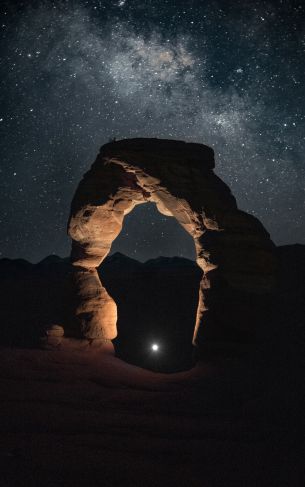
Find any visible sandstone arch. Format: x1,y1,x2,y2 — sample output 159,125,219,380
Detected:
67,138,277,353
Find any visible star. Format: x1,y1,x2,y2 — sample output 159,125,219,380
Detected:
0,0,304,262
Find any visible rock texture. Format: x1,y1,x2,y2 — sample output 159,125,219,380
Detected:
67,138,277,352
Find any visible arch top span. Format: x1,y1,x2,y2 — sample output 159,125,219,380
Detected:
67,138,277,353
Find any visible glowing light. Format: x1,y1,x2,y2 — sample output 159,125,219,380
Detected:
151,343,159,351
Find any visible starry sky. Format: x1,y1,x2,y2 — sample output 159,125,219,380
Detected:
1,0,304,263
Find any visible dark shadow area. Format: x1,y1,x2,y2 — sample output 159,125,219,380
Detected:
0,252,202,372
0,256,74,347
100,253,202,372
0,245,304,375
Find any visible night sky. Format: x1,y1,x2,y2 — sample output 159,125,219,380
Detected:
1,0,304,263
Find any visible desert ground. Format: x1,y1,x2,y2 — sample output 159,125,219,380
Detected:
0,340,303,487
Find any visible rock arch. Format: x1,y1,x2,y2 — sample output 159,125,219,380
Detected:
67,138,277,353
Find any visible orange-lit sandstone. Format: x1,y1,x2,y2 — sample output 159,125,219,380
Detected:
60,138,277,353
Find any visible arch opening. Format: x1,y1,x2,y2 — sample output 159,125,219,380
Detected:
100,201,200,372
110,202,197,261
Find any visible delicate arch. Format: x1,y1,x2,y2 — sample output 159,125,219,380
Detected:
67,138,277,353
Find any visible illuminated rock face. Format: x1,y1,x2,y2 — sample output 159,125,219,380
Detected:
68,138,277,351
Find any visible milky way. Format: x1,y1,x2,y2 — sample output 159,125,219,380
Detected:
0,0,304,262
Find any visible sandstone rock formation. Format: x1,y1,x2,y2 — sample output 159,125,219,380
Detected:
67,138,277,353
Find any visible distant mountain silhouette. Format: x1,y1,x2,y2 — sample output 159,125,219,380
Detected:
0,246,304,372
0,252,202,371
